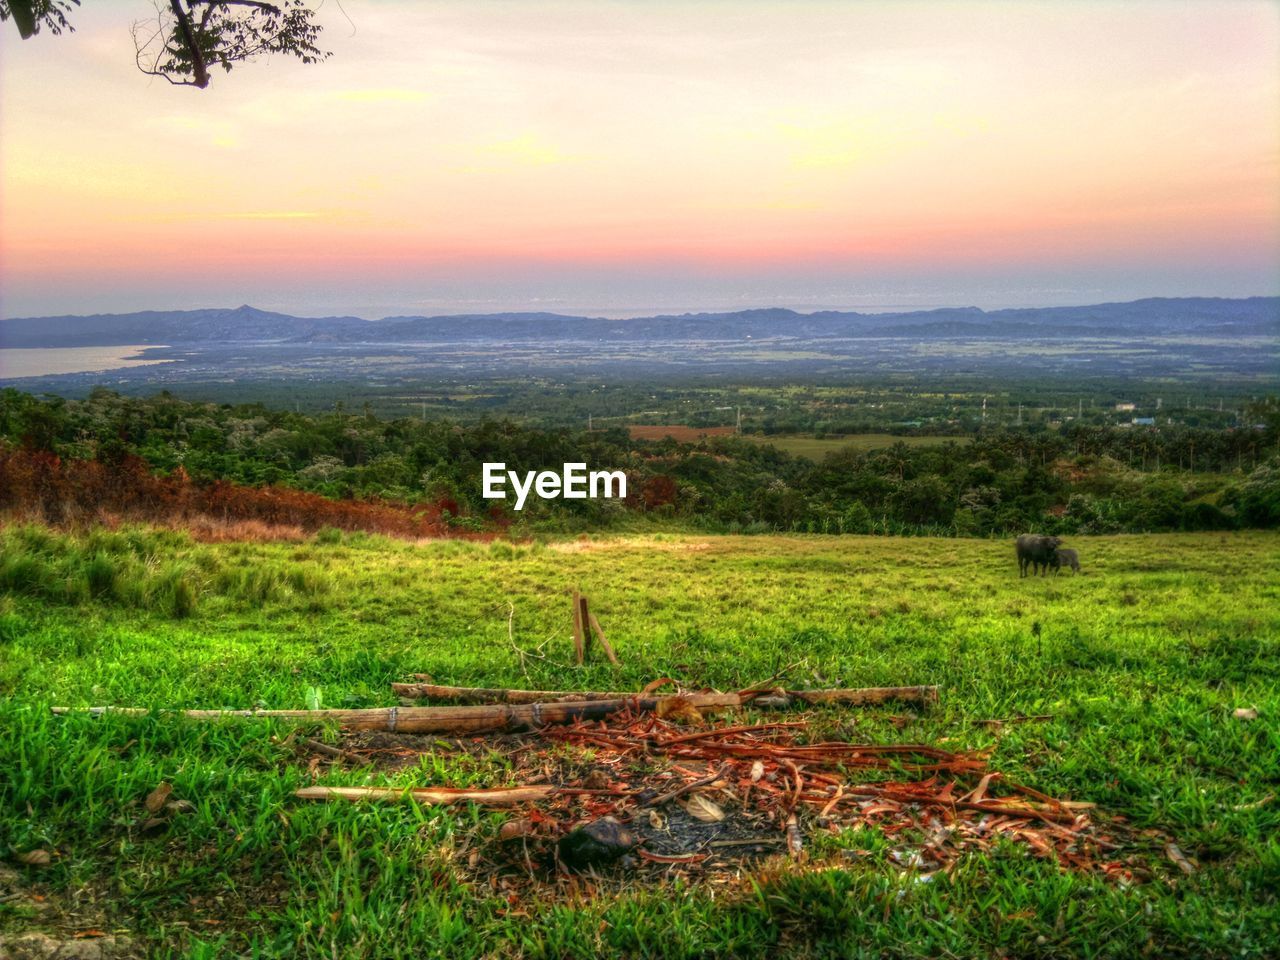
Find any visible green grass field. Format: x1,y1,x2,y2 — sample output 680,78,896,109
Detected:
1,527,1278,958
747,433,969,459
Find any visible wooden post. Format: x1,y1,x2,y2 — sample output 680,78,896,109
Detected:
571,590,586,664
578,594,593,661
572,593,617,665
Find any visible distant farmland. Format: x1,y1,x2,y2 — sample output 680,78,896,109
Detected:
625,426,969,456
624,427,962,458
627,424,738,441
747,433,971,459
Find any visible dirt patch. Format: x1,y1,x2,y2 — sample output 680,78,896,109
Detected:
546,537,711,554
0,933,138,960
0,866,140,960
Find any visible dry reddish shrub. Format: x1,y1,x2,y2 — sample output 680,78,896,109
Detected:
0,447,479,542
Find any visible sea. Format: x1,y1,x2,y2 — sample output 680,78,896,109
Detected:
0,345,171,379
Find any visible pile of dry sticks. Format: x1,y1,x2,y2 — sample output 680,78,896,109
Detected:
295,678,1146,883
54,677,1159,884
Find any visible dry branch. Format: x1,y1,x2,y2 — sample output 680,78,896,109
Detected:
52,683,938,737
395,681,634,703
744,685,939,707
52,693,745,734
295,785,553,805
641,763,733,807
394,681,939,708
300,738,349,760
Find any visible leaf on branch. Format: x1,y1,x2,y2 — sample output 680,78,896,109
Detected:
132,0,330,89
2,0,79,40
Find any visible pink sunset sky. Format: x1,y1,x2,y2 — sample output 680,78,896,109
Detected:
1,0,1278,319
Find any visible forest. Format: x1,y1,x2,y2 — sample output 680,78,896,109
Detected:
2,387,1277,537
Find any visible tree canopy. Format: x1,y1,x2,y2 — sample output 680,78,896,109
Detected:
1,0,329,89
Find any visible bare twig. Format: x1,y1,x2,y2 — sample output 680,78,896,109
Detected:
300,738,350,761
505,602,529,682
739,659,807,697
502,601,572,675
641,763,733,808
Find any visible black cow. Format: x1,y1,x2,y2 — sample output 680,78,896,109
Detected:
1015,534,1062,577
1050,548,1081,574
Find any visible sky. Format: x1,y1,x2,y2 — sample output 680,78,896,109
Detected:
1,0,1278,319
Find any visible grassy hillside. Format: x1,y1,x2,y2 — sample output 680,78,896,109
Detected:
1,528,1278,958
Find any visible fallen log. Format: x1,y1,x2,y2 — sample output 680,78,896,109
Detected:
295,785,553,805
51,692,744,734
395,681,634,703
51,684,938,736
393,681,939,708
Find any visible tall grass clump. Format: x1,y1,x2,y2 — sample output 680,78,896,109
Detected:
149,561,198,618
81,551,120,600
0,524,206,617
212,559,331,605
0,549,51,595
0,524,343,617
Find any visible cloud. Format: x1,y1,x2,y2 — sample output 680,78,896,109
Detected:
335,88,433,104
217,211,323,221
468,134,574,169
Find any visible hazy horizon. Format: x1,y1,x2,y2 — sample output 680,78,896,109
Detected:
3,290,1279,324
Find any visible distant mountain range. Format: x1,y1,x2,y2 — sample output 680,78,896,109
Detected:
2,297,1276,348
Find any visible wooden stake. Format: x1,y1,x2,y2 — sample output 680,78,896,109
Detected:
587,612,620,666
571,590,586,664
